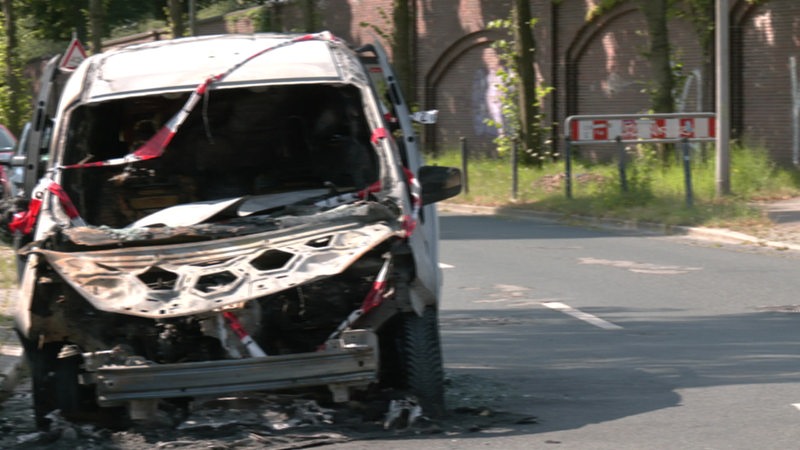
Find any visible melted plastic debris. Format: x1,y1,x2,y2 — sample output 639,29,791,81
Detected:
383,397,423,430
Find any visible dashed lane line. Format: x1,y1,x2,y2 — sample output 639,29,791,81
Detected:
541,301,623,330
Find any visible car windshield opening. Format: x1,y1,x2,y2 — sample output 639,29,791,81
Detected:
59,84,379,229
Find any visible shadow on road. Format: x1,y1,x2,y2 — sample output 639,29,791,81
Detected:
436,306,800,438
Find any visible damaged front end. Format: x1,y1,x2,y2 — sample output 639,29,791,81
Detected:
21,194,419,423
10,32,455,428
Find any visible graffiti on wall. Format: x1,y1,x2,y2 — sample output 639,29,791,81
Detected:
472,47,504,137
599,32,633,97
472,66,502,136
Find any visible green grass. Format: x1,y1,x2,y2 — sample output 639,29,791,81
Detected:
0,247,15,289
429,143,800,232
0,245,15,326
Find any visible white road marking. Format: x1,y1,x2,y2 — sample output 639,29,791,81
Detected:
792,403,800,411
579,257,702,275
508,301,549,307
439,262,454,269
494,284,530,292
542,301,623,330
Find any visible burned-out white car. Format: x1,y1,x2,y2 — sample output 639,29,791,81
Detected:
5,32,460,429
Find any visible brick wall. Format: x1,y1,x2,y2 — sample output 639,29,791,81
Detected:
117,0,800,165
737,0,800,164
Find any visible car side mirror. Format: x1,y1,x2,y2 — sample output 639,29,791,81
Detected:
418,165,462,205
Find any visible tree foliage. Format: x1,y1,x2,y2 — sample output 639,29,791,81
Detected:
20,0,161,44
638,0,674,113
0,0,25,135
485,10,552,166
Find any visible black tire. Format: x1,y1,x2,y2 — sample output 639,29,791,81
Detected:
21,338,94,429
53,350,84,417
398,306,445,417
22,340,60,430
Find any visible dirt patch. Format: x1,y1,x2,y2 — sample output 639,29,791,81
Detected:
532,173,609,193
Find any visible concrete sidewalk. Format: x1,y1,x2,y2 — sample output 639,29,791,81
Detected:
2,198,800,404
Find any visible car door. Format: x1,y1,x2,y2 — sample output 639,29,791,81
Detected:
13,55,66,201
358,41,443,312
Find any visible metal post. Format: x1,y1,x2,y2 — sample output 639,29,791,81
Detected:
565,138,573,199
460,137,469,195
715,0,731,195
682,138,694,207
511,139,519,200
616,136,628,193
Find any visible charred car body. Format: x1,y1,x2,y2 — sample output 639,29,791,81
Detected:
5,32,461,428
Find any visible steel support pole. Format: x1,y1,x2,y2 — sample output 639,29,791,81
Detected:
682,138,694,207
511,139,519,200
460,137,469,195
715,0,731,196
565,139,573,199
616,136,628,193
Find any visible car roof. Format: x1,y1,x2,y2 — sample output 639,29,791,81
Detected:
68,33,353,104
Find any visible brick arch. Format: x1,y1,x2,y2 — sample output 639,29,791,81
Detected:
564,4,640,117
730,0,800,163
730,0,768,144
423,29,503,153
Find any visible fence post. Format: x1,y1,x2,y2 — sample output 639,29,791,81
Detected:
616,135,628,193
681,137,694,207
565,138,573,199
460,137,469,195
511,138,519,200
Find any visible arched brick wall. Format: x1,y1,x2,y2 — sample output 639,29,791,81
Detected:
424,30,504,156
94,0,800,165
734,0,800,164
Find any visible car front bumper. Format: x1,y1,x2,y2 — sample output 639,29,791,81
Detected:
87,330,378,407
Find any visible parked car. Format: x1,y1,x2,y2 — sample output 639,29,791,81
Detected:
4,32,461,429
0,124,17,199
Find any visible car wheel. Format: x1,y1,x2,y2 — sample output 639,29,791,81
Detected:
21,339,94,429
22,340,60,430
398,306,445,417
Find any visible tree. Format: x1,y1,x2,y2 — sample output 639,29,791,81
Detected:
392,0,414,102
88,0,104,54
167,0,185,38
637,0,674,113
486,5,551,165
20,1,165,47
301,0,316,32
512,0,543,164
1,0,24,134
358,1,416,103
21,0,89,43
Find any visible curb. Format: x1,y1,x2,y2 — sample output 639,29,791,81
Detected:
438,203,800,252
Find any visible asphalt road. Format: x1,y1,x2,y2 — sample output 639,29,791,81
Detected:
333,212,800,449
4,212,800,449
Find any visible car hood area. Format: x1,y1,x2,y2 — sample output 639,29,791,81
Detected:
27,202,402,319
